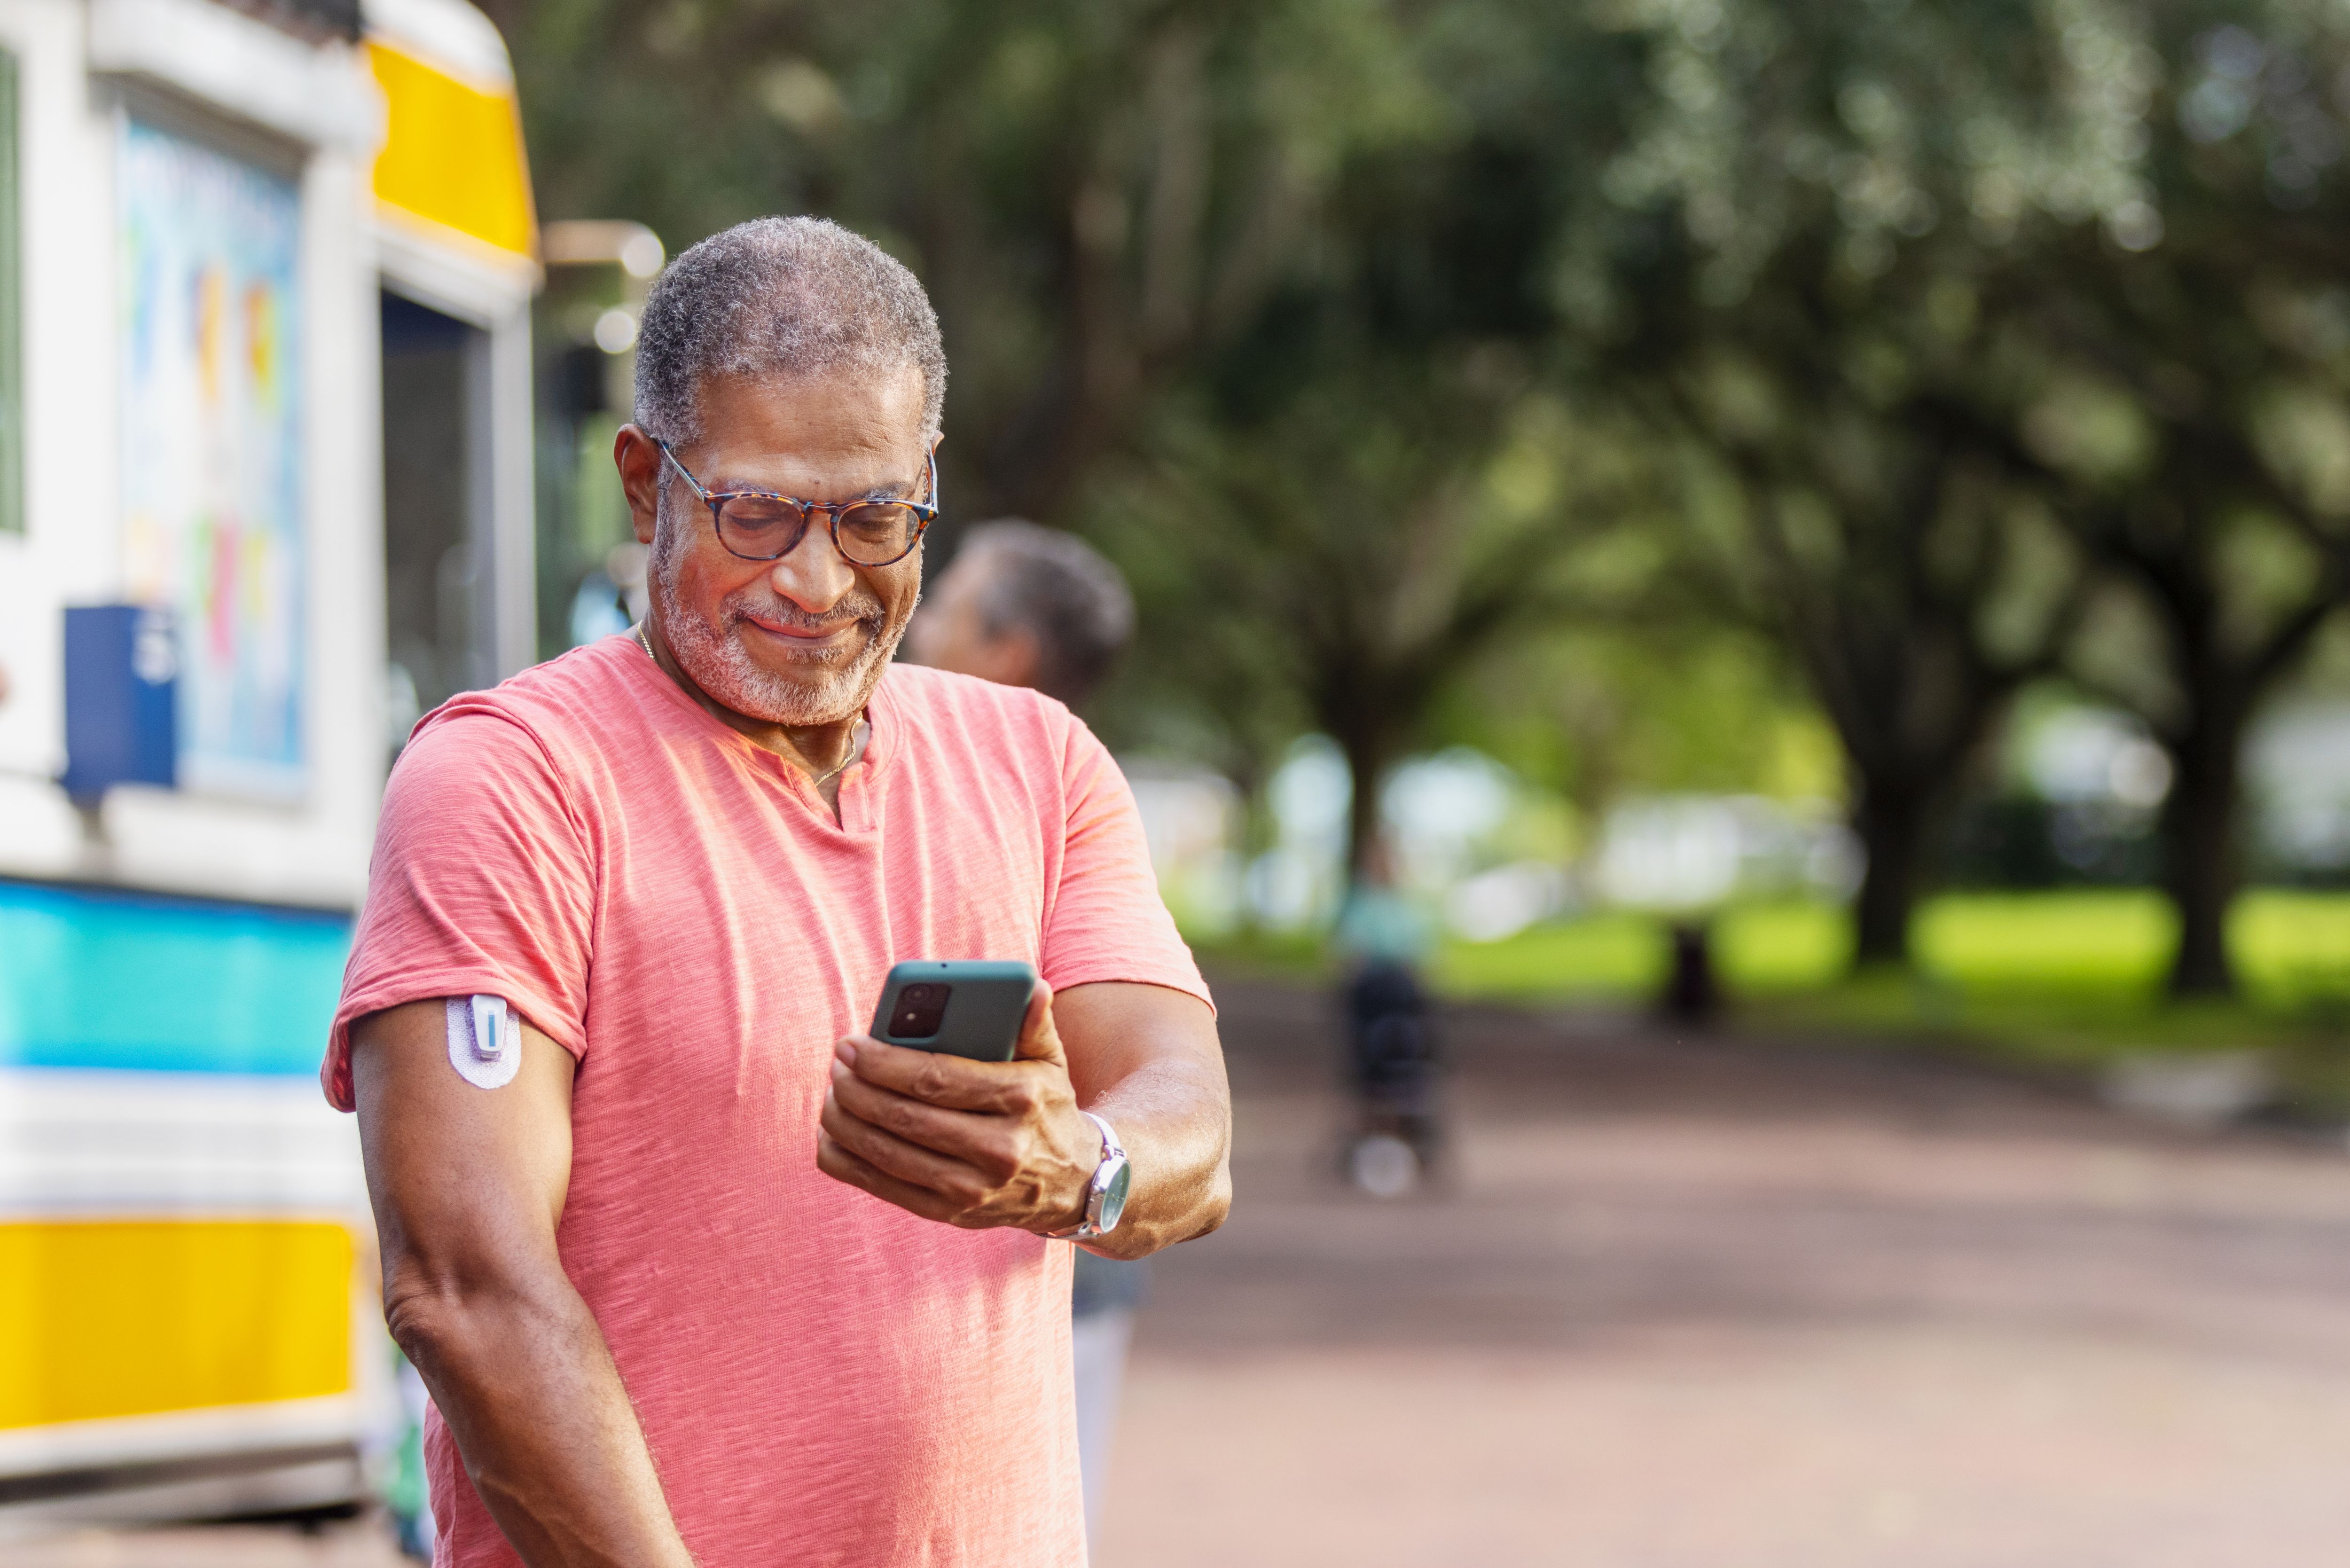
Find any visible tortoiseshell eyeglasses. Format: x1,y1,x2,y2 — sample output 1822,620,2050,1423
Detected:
658,440,939,567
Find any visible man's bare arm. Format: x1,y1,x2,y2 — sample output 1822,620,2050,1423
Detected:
1054,981,1231,1258
817,980,1231,1260
352,1001,697,1568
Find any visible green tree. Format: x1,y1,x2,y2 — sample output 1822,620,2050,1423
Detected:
485,0,1430,523
1512,0,2112,964
1090,113,1651,878
1505,0,2349,982
497,0,1645,891
2000,4,2350,991
1098,363,1647,880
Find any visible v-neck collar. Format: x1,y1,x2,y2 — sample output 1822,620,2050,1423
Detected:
619,636,895,836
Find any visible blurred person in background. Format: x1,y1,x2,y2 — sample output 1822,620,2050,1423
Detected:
1335,840,1443,1197
331,217,1230,1568
909,519,1145,1551
566,541,651,650
909,520,1133,708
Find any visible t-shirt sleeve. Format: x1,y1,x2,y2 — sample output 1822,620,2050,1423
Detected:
1037,717,1213,1013
321,709,596,1111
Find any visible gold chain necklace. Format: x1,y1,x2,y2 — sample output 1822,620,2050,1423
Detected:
805,725,869,792
634,621,866,790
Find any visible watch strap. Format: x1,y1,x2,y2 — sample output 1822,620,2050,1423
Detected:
1045,1112,1125,1240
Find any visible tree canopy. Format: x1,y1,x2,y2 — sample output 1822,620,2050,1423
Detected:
496,0,2350,984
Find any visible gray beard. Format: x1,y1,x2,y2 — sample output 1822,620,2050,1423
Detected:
650,496,912,728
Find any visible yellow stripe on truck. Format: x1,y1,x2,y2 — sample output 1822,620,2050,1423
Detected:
367,39,537,259
0,1221,354,1429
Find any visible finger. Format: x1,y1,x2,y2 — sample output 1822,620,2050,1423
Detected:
830,1062,1019,1170
1012,979,1066,1068
843,1034,1042,1114
815,1134,962,1224
821,1091,997,1196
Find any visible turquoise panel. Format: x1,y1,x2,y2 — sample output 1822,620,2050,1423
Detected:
0,879,351,1075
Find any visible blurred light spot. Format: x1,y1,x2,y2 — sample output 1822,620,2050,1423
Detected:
619,231,666,278
758,58,844,135
2269,153,2320,209
1447,862,1567,943
2180,76,2255,143
2204,25,2266,81
2107,199,2164,251
594,308,638,354
2108,742,2173,809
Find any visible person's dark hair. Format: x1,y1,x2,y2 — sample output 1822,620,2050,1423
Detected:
959,521,1136,707
633,216,946,445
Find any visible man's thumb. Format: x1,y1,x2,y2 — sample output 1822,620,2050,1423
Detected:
1012,978,1063,1064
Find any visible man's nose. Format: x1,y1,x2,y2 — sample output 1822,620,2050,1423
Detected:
766,520,859,614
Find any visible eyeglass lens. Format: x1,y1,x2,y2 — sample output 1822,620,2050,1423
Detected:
716,497,922,564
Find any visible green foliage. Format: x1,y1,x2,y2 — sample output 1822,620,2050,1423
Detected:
1433,624,1840,810
503,0,1646,863
495,0,2350,994
1512,0,2350,983
493,0,1454,523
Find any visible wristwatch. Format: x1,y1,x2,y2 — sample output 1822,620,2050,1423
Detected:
1046,1112,1131,1242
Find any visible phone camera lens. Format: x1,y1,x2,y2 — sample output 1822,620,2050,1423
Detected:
886,980,952,1040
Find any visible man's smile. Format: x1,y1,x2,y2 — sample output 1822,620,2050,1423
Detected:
737,609,870,651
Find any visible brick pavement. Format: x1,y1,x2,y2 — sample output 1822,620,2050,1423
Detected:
1097,979,2350,1567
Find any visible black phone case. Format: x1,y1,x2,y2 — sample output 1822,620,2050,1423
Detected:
868,960,1038,1061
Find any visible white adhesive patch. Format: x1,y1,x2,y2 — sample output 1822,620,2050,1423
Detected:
445,995,522,1089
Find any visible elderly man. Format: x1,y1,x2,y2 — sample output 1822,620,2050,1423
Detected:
328,217,1231,1568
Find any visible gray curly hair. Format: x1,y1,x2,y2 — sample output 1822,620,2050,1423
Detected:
632,216,947,445
957,520,1136,706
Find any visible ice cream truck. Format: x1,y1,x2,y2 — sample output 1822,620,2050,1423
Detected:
0,0,538,1526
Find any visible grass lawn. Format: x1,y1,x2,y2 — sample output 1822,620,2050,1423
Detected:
1425,889,2350,1008
1192,889,2350,1110
1413,890,2350,1104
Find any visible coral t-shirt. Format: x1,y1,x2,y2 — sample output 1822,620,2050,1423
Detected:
323,638,1209,1568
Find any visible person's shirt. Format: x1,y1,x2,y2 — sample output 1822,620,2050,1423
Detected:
323,636,1209,1568
1336,883,1431,966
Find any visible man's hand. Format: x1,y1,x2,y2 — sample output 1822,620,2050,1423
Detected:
817,981,1102,1233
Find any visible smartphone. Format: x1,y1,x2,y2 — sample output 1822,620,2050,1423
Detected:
868,960,1039,1062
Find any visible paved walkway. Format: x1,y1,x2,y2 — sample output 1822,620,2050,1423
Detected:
0,1521,403,1566
24,981,2350,1565
1098,980,2350,1567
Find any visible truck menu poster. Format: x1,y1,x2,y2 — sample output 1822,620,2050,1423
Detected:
117,117,305,800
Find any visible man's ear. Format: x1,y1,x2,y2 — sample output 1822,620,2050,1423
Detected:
615,425,663,547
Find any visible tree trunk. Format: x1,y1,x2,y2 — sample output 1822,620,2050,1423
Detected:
1850,781,1930,967
1335,721,1395,893
2159,706,2245,998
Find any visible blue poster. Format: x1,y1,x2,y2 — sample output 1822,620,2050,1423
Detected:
118,119,305,799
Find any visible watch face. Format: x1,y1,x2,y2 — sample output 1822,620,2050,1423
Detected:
1097,1159,1133,1232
